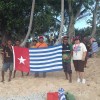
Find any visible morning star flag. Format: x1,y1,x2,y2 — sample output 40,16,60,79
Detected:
13,45,63,72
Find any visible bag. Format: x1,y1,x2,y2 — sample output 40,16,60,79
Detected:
47,92,59,100
65,92,75,100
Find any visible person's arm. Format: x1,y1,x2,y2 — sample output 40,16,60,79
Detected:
1,47,5,63
82,51,87,61
82,43,87,61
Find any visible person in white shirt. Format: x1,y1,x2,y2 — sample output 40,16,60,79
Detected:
73,36,87,84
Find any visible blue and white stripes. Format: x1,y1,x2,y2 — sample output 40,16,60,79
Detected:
29,45,63,72
58,88,66,100
92,41,99,53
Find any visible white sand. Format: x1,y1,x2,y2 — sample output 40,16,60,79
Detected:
0,53,100,100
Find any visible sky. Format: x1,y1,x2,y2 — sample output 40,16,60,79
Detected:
74,16,91,29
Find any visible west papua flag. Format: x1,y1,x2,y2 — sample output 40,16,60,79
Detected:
13,45,63,73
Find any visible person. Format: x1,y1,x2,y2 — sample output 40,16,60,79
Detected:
1,39,13,82
30,39,37,77
62,36,72,83
13,40,24,78
30,39,37,48
73,36,87,84
91,39,99,57
82,38,92,67
35,36,48,78
49,34,54,46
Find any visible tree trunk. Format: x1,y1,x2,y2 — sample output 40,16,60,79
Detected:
67,0,82,41
55,0,64,45
20,0,35,47
91,0,99,37
68,15,75,41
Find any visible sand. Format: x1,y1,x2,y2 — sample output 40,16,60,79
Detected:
0,53,100,100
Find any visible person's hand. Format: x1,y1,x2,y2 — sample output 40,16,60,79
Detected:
66,57,69,60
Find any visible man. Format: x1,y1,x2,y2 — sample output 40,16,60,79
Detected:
35,36,48,78
62,36,72,83
30,39,37,48
73,36,87,84
13,40,24,78
1,39,13,82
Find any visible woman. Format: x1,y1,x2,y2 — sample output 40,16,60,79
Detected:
73,36,87,84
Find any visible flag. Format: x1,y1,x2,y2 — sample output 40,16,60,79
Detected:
47,92,59,100
13,44,63,72
13,46,30,72
58,88,66,100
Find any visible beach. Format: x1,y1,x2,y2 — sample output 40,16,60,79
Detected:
0,53,100,100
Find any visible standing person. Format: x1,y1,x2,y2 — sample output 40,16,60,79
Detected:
62,36,72,83
73,36,87,84
36,36,48,78
30,39,37,77
49,34,54,46
30,39,37,48
13,40,24,78
1,39,13,82
83,38,92,67
91,39,99,57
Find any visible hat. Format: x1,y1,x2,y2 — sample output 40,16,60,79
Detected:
63,36,69,40
39,36,44,39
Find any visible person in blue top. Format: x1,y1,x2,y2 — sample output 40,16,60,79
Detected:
62,36,72,83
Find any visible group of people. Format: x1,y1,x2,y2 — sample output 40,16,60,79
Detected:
62,36,99,83
0,35,99,84
62,36,87,83
1,36,48,82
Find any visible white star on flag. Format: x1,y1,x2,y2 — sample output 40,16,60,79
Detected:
18,56,26,64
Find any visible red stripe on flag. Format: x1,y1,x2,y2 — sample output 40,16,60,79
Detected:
13,46,30,72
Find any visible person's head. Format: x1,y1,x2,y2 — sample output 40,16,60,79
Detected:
39,36,44,43
7,39,12,46
74,36,80,44
63,36,69,44
15,40,20,46
33,40,37,45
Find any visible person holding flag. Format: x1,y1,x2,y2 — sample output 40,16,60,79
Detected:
35,36,48,78
62,36,72,83
30,39,37,77
13,40,24,78
1,39,13,82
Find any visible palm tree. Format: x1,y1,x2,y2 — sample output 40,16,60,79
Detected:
91,0,99,37
55,0,64,45
20,0,35,47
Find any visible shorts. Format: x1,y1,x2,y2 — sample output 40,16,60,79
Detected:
63,62,72,74
73,60,84,72
2,62,13,72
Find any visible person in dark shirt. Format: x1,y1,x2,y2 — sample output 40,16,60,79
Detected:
13,40,24,78
62,36,72,83
1,39,13,82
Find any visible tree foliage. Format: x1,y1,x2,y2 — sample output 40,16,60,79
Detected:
0,0,99,42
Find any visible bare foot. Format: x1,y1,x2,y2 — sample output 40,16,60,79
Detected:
26,73,29,76
1,80,4,82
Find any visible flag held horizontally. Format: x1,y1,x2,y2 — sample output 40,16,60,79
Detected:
13,44,63,72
